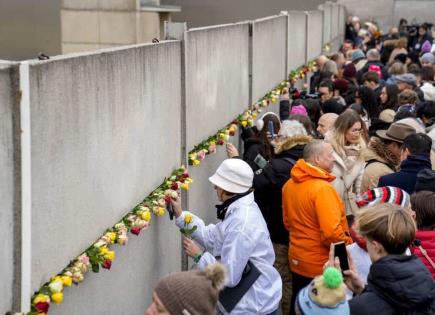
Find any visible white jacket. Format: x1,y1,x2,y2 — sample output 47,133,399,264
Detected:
175,193,282,314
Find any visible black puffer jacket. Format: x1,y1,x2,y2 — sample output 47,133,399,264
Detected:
253,135,311,245
349,255,435,315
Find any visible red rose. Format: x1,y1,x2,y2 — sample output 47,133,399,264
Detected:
217,139,224,145
35,301,50,313
131,226,141,235
164,196,171,205
182,173,189,178
171,182,179,190
102,259,112,270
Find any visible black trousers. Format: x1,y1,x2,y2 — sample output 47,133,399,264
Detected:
289,272,313,315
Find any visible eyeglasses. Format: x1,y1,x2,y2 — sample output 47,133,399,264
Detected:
349,128,362,134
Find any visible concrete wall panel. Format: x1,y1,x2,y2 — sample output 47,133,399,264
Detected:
184,23,250,150
28,42,182,313
306,11,324,61
393,1,435,27
252,15,287,102
0,64,15,314
322,3,333,45
288,11,307,71
331,4,340,43
338,5,346,38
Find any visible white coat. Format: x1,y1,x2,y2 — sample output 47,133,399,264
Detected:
175,193,282,315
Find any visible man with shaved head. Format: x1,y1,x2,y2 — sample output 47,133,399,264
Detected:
357,48,386,84
317,113,338,138
282,140,352,314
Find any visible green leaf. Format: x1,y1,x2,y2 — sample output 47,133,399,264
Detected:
91,262,100,273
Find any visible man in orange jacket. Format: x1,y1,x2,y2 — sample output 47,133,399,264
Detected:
282,140,353,315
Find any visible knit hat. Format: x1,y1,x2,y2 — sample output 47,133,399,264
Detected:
379,109,395,123
290,104,308,116
415,169,435,192
395,73,417,86
209,159,253,193
343,63,357,79
154,263,226,315
333,79,349,95
422,40,432,54
296,267,349,315
351,50,365,62
421,52,435,65
356,186,411,208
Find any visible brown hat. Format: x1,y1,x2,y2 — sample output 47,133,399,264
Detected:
154,263,226,315
376,122,416,143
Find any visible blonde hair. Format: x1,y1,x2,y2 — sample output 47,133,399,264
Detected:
329,109,367,156
357,203,416,254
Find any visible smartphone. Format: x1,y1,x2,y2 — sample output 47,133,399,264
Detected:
268,120,275,139
334,241,349,272
254,154,268,169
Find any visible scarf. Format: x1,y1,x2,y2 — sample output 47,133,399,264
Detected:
215,191,251,221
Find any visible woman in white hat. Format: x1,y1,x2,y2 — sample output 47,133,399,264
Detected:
171,158,282,315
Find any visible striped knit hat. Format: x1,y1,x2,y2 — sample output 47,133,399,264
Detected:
356,186,410,208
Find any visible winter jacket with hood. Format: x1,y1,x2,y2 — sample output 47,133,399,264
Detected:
282,159,352,278
413,230,435,278
349,255,435,315
420,82,435,101
253,135,311,245
378,154,432,194
361,137,400,192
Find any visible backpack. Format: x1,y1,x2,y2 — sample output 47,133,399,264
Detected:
368,64,382,79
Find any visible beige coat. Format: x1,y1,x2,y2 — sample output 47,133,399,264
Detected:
331,151,365,216
360,137,400,192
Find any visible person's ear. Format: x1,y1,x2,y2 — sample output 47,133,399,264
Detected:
372,240,387,256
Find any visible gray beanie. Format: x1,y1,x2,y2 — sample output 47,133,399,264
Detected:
421,52,435,65
155,263,226,315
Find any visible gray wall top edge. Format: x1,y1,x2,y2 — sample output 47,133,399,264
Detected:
306,10,323,16
253,14,287,23
25,40,181,65
188,20,251,32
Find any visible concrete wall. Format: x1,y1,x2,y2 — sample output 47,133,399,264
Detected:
322,2,333,45
27,42,183,314
288,11,307,70
0,63,16,314
393,0,435,27
252,15,287,102
306,10,324,61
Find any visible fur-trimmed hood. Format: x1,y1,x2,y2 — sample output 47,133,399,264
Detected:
364,137,400,170
274,135,312,155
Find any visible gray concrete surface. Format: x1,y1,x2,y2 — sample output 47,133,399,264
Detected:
288,11,308,70
27,41,182,314
322,2,333,45
184,23,250,150
0,64,15,314
252,15,287,102
306,11,324,61
393,0,435,27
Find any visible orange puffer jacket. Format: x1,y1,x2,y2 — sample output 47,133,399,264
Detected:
282,159,353,278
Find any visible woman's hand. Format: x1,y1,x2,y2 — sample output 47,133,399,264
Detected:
183,237,202,258
226,143,239,158
326,244,365,295
170,194,182,218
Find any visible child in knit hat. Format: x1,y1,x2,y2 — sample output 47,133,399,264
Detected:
146,263,226,315
296,267,350,315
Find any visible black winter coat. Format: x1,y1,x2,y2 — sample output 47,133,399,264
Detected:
378,154,432,194
253,136,311,245
349,255,435,315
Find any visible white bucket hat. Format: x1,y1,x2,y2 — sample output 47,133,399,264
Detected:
209,159,253,194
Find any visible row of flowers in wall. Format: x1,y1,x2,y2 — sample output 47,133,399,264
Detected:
188,60,317,166
28,60,316,315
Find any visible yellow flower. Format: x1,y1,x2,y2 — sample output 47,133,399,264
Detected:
61,275,72,287
181,183,189,190
48,279,63,293
192,159,200,166
240,120,247,128
188,153,197,160
185,178,193,184
51,292,63,305
33,293,49,304
141,210,151,222
184,214,193,224
104,250,115,261
99,246,109,255
156,207,165,216
105,232,117,243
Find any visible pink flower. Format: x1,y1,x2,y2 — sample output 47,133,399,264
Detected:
78,254,90,266
197,150,206,160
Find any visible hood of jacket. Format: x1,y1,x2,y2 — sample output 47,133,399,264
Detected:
274,135,312,155
290,159,336,183
368,255,435,310
400,154,432,173
363,137,400,170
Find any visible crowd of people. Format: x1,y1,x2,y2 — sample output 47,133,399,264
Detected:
145,17,435,315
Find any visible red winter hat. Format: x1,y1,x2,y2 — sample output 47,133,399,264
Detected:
333,79,349,94
343,63,357,79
